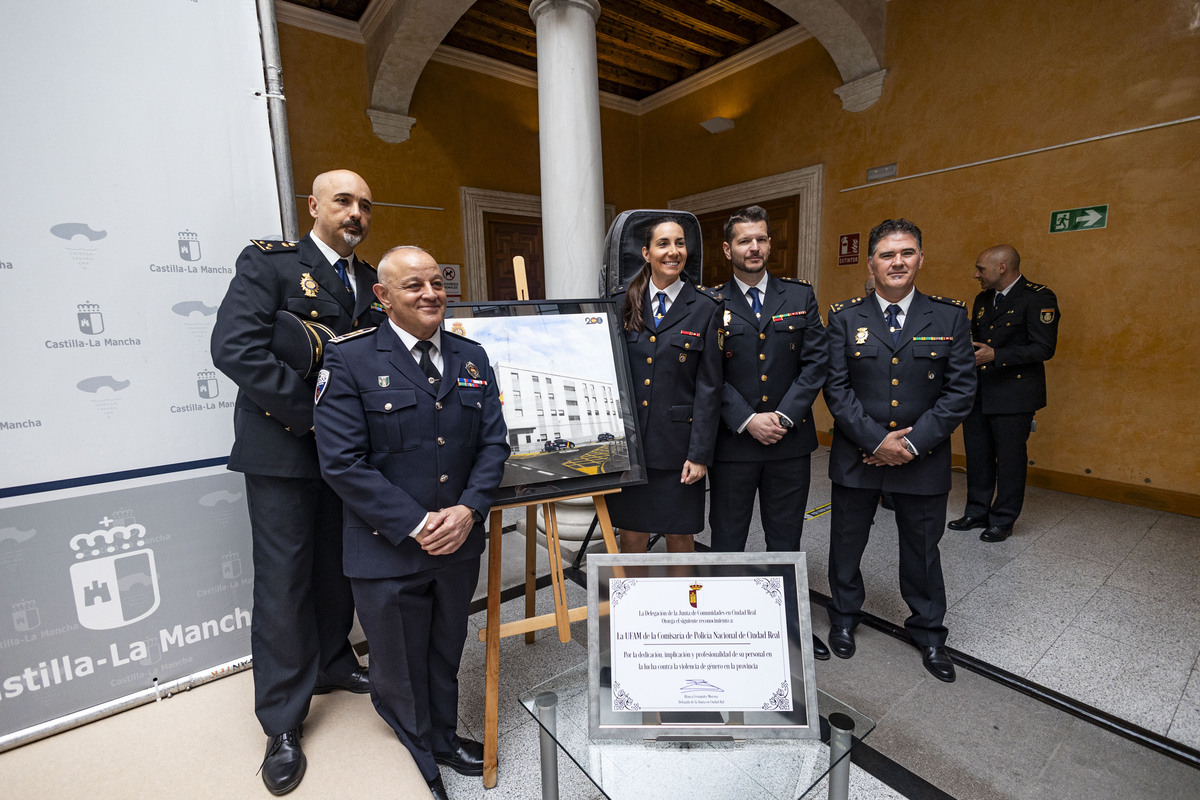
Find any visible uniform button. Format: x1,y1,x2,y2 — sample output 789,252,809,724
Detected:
987,339,992,344
684,343,691,349
476,401,482,408
646,357,653,364
649,335,656,343
761,395,769,402
759,333,766,340
435,401,443,410
265,411,271,416
439,474,448,483
889,421,897,428
891,357,899,365
931,351,938,357
644,379,651,386
891,379,899,386
1016,374,1022,379
891,400,899,407
310,310,319,318
788,325,795,330
760,374,768,382
854,351,861,357
437,437,445,445
384,402,393,411
642,400,648,407
758,354,766,361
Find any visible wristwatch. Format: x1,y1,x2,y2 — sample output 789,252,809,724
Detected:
902,437,919,456
470,508,485,524
776,413,793,429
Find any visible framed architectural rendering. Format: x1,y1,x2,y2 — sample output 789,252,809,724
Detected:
444,299,647,505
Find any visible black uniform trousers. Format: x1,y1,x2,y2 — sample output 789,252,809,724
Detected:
709,455,811,552
351,557,480,783
961,393,1035,529
243,474,359,736
827,483,949,647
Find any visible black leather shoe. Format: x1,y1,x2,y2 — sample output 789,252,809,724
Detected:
313,665,370,695
947,515,987,531
827,626,856,659
433,737,484,777
979,525,1013,543
811,634,830,661
261,728,305,795
426,775,450,800
921,646,956,682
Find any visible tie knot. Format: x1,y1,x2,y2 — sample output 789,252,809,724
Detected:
887,304,901,316
415,340,434,355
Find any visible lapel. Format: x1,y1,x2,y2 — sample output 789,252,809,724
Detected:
351,259,377,320
856,292,894,351
437,334,461,400
380,325,438,397
895,292,934,349
650,282,693,332
759,278,787,330
722,279,757,326
301,234,355,318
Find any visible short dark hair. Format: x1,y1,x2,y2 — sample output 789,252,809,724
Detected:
868,219,922,257
723,205,770,243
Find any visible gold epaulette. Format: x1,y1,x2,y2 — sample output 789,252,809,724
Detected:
328,327,377,345
696,284,723,301
251,239,298,252
779,276,812,286
829,296,865,314
929,295,966,308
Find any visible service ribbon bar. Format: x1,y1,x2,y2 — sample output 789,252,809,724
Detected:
771,310,807,322
912,336,954,341
679,329,701,337
457,378,487,387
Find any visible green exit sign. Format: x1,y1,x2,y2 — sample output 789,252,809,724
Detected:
1050,205,1108,233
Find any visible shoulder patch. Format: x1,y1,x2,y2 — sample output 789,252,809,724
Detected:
1025,281,1047,292
328,327,377,345
695,284,722,301
612,285,627,296
829,296,865,314
929,295,966,308
779,276,812,286
251,239,298,252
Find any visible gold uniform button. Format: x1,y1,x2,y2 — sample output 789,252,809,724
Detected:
265,411,271,416
439,474,448,483
891,400,899,407
650,335,656,343
759,354,766,361
931,351,938,357
684,343,691,349
892,357,900,365
761,395,769,402
788,325,795,330
642,400,648,407
1016,373,1022,379
437,437,445,445
760,374,768,382
384,402,393,411
435,401,443,410
891,379,899,386
309,310,319,318
643,379,651,386
854,351,861,357
889,421,898,428
759,333,766,340
646,357,653,364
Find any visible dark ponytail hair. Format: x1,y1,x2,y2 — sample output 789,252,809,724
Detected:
621,217,678,334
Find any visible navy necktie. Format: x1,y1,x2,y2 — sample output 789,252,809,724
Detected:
886,304,902,344
993,291,1002,308
654,292,667,328
749,287,762,318
334,258,353,297
414,340,440,384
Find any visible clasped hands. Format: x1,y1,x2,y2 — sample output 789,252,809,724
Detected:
862,427,915,467
415,504,475,555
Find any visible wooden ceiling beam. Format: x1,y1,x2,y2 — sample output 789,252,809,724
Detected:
600,0,733,58
441,33,539,71
445,18,538,61
595,20,706,72
464,2,535,38
705,0,796,31
636,0,758,45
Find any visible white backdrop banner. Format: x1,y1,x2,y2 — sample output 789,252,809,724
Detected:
0,0,279,745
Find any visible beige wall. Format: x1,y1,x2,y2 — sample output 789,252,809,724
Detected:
278,0,1200,499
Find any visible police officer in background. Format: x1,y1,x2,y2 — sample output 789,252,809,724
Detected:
707,206,830,659
948,244,1059,543
314,246,509,800
823,219,976,682
211,170,382,795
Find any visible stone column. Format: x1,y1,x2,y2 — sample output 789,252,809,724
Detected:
527,0,607,545
529,0,605,299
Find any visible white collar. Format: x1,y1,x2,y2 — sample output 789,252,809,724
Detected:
733,273,769,297
874,288,916,316
310,232,356,272
388,320,442,355
647,277,684,303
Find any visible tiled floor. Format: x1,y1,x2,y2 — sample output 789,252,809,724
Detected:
690,448,1200,753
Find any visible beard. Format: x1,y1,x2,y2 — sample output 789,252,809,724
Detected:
340,227,364,248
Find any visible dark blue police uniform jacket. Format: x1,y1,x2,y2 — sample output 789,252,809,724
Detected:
715,276,828,461
971,278,1059,415
313,325,510,578
613,282,723,470
212,233,386,478
824,291,976,495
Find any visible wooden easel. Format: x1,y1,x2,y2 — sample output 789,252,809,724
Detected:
479,492,618,787
477,255,621,787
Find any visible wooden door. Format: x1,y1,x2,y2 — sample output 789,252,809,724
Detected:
693,196,799,289
484,213,545,301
